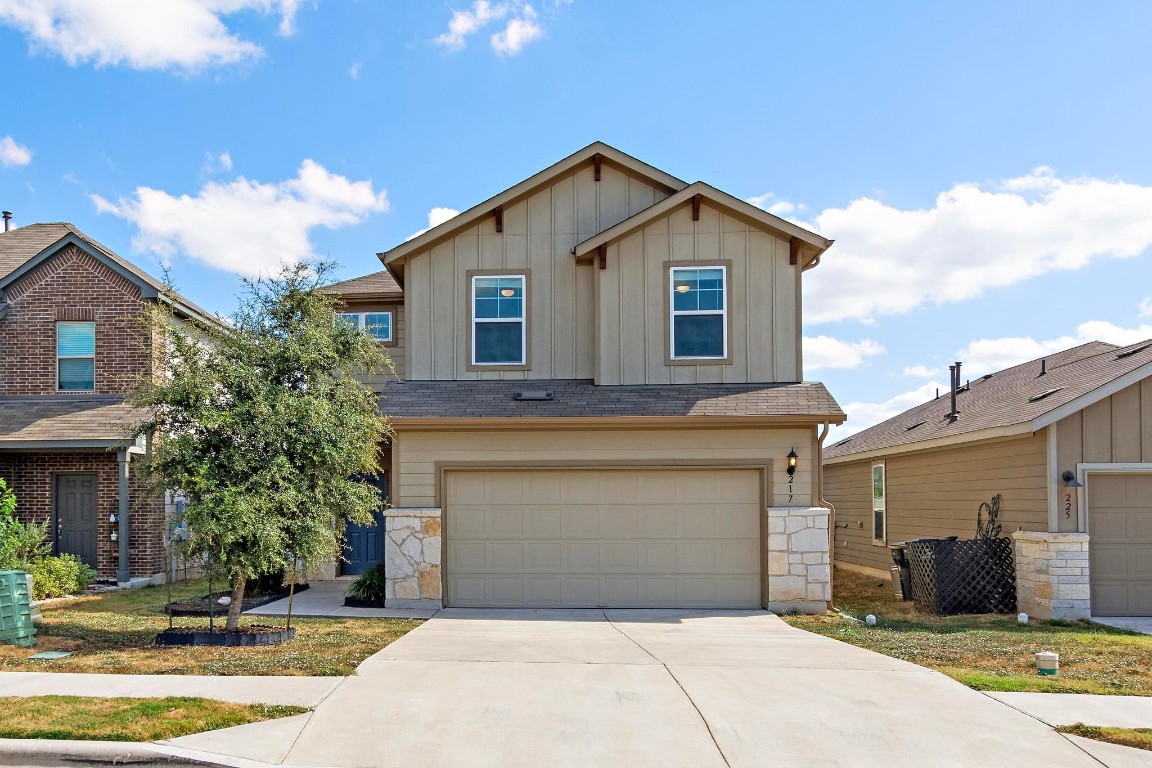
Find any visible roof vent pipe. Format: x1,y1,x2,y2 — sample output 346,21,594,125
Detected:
1040,358,1047,376
1,211,10,232
949,362,962,421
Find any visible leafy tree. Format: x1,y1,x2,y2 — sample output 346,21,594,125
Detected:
133,263,390,631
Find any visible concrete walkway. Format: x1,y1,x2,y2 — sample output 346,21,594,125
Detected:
1094,617,1152,635
988,691,1152,728
161,609,1112,768
244,580,438,620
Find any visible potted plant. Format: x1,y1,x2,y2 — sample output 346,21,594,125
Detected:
344,563,388,608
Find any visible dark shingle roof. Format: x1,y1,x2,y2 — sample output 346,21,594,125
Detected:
378,379,844,420
0,397,144,445
322,270,403,299
825,339,1152,459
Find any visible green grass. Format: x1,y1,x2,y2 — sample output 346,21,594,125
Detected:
0,579,421,676
0,695,306,741
781,567,1152,695
1057,723,1152,752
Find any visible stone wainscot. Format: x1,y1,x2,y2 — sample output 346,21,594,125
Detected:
384,507,443,609
1013,530,1091,620
767,506,831,614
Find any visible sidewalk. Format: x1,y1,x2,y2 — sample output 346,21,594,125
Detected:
244,580,437,620
986,691,1152,728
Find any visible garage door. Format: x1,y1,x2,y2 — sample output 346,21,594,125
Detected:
1090,473,1152,616
445,468,762,608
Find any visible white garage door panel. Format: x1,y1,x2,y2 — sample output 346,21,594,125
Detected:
446,468,762,608
1090,473,1152,617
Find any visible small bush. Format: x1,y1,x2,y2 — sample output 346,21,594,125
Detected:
346,562,387,601
26,555,98,600
0,478,51,571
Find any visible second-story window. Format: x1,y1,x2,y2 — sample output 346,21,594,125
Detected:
57,321,96,391
472,275,525,366
670,266,727,360
336,311,393,342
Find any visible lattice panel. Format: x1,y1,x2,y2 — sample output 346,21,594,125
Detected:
906,537,1016,615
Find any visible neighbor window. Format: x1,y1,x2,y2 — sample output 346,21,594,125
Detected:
670,266,727,359
471,275,525,366
871,462,887,544
336,311,392,342
57,321,95,391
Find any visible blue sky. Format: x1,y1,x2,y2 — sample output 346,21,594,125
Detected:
3,1,1152,436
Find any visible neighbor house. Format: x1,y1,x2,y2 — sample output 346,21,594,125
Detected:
824,340,1152,620
324,142,845,611
0,220,214,584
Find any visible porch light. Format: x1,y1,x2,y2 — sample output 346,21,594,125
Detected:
786,449,798,477
1061,470,1083,488
110,530,118,541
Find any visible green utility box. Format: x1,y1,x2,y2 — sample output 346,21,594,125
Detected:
0,570,36,647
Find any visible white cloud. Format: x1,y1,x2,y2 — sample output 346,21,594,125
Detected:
804,335,884,371
435,1,544,55
203,150,233,175
830,381,947,443
746,192,804,218
0,136,32,167
348,62,361,79
954,319,1152,377
791,168,1152,324
1140,297,1152,318
407,207,461,241
0,0,302,71
901,364,936,378
92,160,389,277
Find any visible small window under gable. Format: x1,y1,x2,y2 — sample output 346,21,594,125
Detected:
471,274,526,366
57,321,95,392
336,311,393,342
669,265,727,360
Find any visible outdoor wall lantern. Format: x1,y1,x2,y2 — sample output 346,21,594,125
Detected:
109,513,117,524
110,530,118,541
1061,470,1083,488
786,449,798,477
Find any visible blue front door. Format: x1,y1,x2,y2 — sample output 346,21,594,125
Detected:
342,474,388,576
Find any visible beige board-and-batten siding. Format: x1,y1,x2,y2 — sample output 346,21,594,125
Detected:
342,301,406,384
596,201,800,385
827,430,1049,575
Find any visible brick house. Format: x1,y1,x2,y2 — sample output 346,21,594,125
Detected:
0,222,214,583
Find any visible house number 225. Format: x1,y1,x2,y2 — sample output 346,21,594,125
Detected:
1064,492,1073,520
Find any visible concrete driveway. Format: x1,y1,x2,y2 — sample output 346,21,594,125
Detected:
174,609,1105,768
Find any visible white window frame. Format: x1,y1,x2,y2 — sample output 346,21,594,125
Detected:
470,274,526,367
669,265,728,360
56,321,96,393
336,311,393,343
871,461,887,545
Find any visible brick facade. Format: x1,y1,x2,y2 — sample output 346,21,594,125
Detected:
0,245,151,396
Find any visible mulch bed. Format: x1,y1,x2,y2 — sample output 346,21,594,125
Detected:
155,625,297,647
165,584,309,617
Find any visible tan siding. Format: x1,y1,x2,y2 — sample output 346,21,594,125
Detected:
1057,379,1152,466
342,301,406,385
827,433,1048,573
393,426,815,509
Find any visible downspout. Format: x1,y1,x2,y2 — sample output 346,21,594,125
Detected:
117,443,147,584
816,422,835,611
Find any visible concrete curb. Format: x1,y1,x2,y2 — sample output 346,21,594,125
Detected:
0,738,280,767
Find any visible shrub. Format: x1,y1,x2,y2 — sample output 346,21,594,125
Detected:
26,554,98,600
0,478,50,571
346,562,387,601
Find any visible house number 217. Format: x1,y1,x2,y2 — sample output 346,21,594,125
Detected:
1064,492,1073,520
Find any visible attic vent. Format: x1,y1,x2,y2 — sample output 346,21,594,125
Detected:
1117,343,1152,359
981,374,993,381
905,421,926,431
514,390,553,401
832,437,854,447
1028,387,1063,403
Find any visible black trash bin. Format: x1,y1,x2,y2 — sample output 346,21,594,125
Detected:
889,543,912,600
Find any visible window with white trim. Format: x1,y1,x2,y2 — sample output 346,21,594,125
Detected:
471,275,525,366
336,311,392,342
871,462,887,544
670,266,727,359
57,321,96,391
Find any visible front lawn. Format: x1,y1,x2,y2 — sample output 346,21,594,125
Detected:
781,567,1152,695
0,579,421,676
1057,723,1152,752
0,695,305,741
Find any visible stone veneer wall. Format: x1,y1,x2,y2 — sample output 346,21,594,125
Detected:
1013,530,1091,620
767,506,830,614
384,507,442,609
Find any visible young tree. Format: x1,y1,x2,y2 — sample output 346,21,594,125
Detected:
133,263,390,631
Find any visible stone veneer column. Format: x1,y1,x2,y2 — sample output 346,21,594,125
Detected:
384,507,443,609
766,506,830,614
1013,531,1091,620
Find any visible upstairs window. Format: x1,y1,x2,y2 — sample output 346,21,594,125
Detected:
57,321,95,391
670,266,727,359
471,275,525,366
336,311,393,342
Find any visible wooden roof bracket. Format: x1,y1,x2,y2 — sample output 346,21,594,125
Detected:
598,244,607,270
493,205,504,233
593,153,602,181
789,236,800,266
691,194,702,221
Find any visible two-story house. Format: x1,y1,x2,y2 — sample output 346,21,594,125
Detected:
325,143,845,612
0,222,213,584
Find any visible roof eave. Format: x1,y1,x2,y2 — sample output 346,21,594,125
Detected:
0,438,136,450
1032,356,1152,430
824,423,1035,465
388,414,845,431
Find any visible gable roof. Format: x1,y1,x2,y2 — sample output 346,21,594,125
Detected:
379,142,688,270
0,395,144,449
0,223,216,324
825,339,1152,463
571,181,833,269
320,269,403,299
